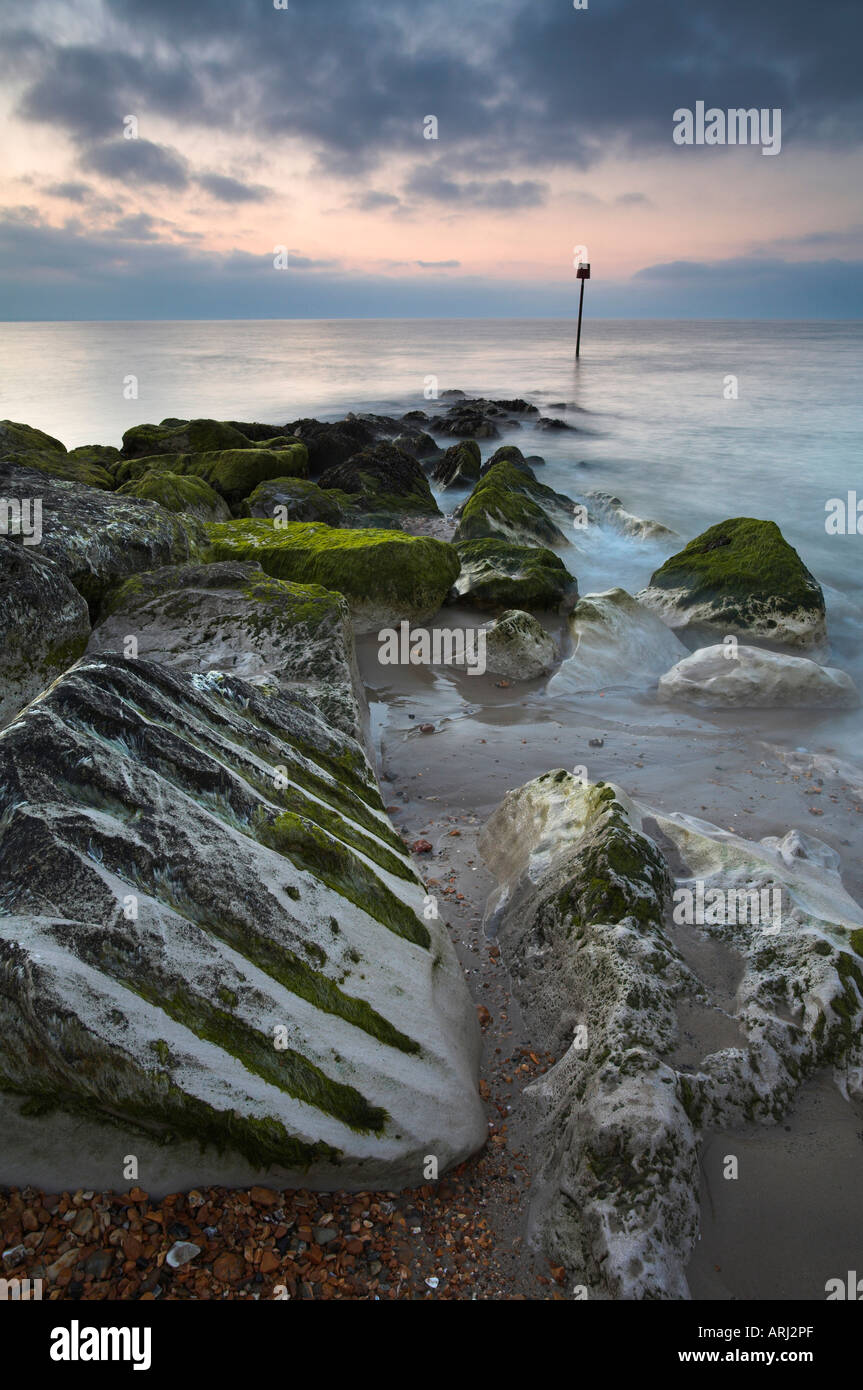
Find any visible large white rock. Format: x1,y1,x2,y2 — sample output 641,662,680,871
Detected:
657,643,860,709
547,587,688,694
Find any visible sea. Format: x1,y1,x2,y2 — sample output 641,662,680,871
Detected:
1,317,861,758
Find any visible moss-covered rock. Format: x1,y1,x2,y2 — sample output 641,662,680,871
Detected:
117,471,231,522
480,609,559,681
205,519,460,631
0,538,90,728
638,518,826,649
90,560,367,741
454,461,570,546
240,477,343,526
114,444,308,507
453,537,577,611
0,420,114,490
121,418,251,459
319,442,440,524
433,440,481,490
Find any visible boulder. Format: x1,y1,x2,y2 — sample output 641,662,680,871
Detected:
0,420,113,490
0,462,202,611
88,561,367,742
548,588,688,694
454,462,570,547
204,519,460,633
318,442,440,523
0,538,90,728
638,518,826,650
117,471,231,522
114,444,308,508
121,418,251,459
0,657,485,1188
392,430,439,461
432,440,481,490
657,643,860,709
581,490,674,541
240,478,343,526
478,610,559,681
287,418,377,476
452,538,577,612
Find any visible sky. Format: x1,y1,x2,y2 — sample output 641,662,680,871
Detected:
1,0,862,319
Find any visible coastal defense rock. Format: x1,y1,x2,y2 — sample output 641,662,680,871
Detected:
548,588,688,694
114,444,309,508
0,538,90,728
318,442,441,524
454,461,570,547
480,771,863,1298
0,657,486,1189
121,418,252,458
657,643,860,709
116,471,232,523
432,440,481,490
581,490,674,540
87,561,367,742
0,420,113,490
478,610,559,681
452,538,577,612
204,519,460,633
638,518,827,650
0,462,202,610
240,477,343,526
287,418,377,476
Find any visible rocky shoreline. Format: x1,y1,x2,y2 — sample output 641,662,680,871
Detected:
2,394,862,1300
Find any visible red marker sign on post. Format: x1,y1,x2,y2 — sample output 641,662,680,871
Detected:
575,261,590,359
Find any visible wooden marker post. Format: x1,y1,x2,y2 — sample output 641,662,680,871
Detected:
575,260,590,359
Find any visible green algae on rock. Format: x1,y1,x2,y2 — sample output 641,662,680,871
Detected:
117,471,232,522
453,537,577,612
0,419,114,490
318,441,441,524
240,477,343,526
478,609,559,681
638,517,826,649
89,559,368,742
204,518,460,632
454,460,570,546
432,440,481,490
114,443,309,507
121,418,252,459
0,657,486,1186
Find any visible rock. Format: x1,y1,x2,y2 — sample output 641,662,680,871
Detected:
480,771,863,1298
581,490,674,540
2,1244,26,1267
412,840,433,854
548,588,688,695
250,1186,278,1207
287,418,377,476
657,643,860,709
452,538,577,613
534,416,574,431
239,478,343,526
213,1252,247,1284
165,1241,201,1268
476,610,559,681
87,560,367,742
454,462,570,547
318,442,441,524
83,1250,113,1279
392,431,440,461
204,520,460,633
0,657,485,1188
480,445,532,475
116,471,231,523
121,418,251,459
0,462,202,611
0,538,91,728
115,445,309,509
637,518,826,650
432,441,481,490
0,419,114,489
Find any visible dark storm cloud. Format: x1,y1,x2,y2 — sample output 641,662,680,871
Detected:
4,0,858,180
403,169,548,210
43,181,93,202
195,173,272,203
80,139,190,189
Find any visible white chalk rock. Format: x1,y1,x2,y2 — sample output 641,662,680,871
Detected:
657,643,860,709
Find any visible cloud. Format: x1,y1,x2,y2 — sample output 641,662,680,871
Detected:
195,173,271,203
404,168,548,210
416,260,460,269
351,190,402,211
80,138,190,189
43,181,93,202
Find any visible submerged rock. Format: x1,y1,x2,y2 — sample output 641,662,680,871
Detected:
117,471,231,523
204,519,460,632
638,518,826,650
87,561,367,742
0,538,90,728
0,657,485,1188
0,462,202,611
0,420,113,490
548,588,688,694
657,643,860,709
581,490,674,540
452,538,577,612
454,461,570,547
